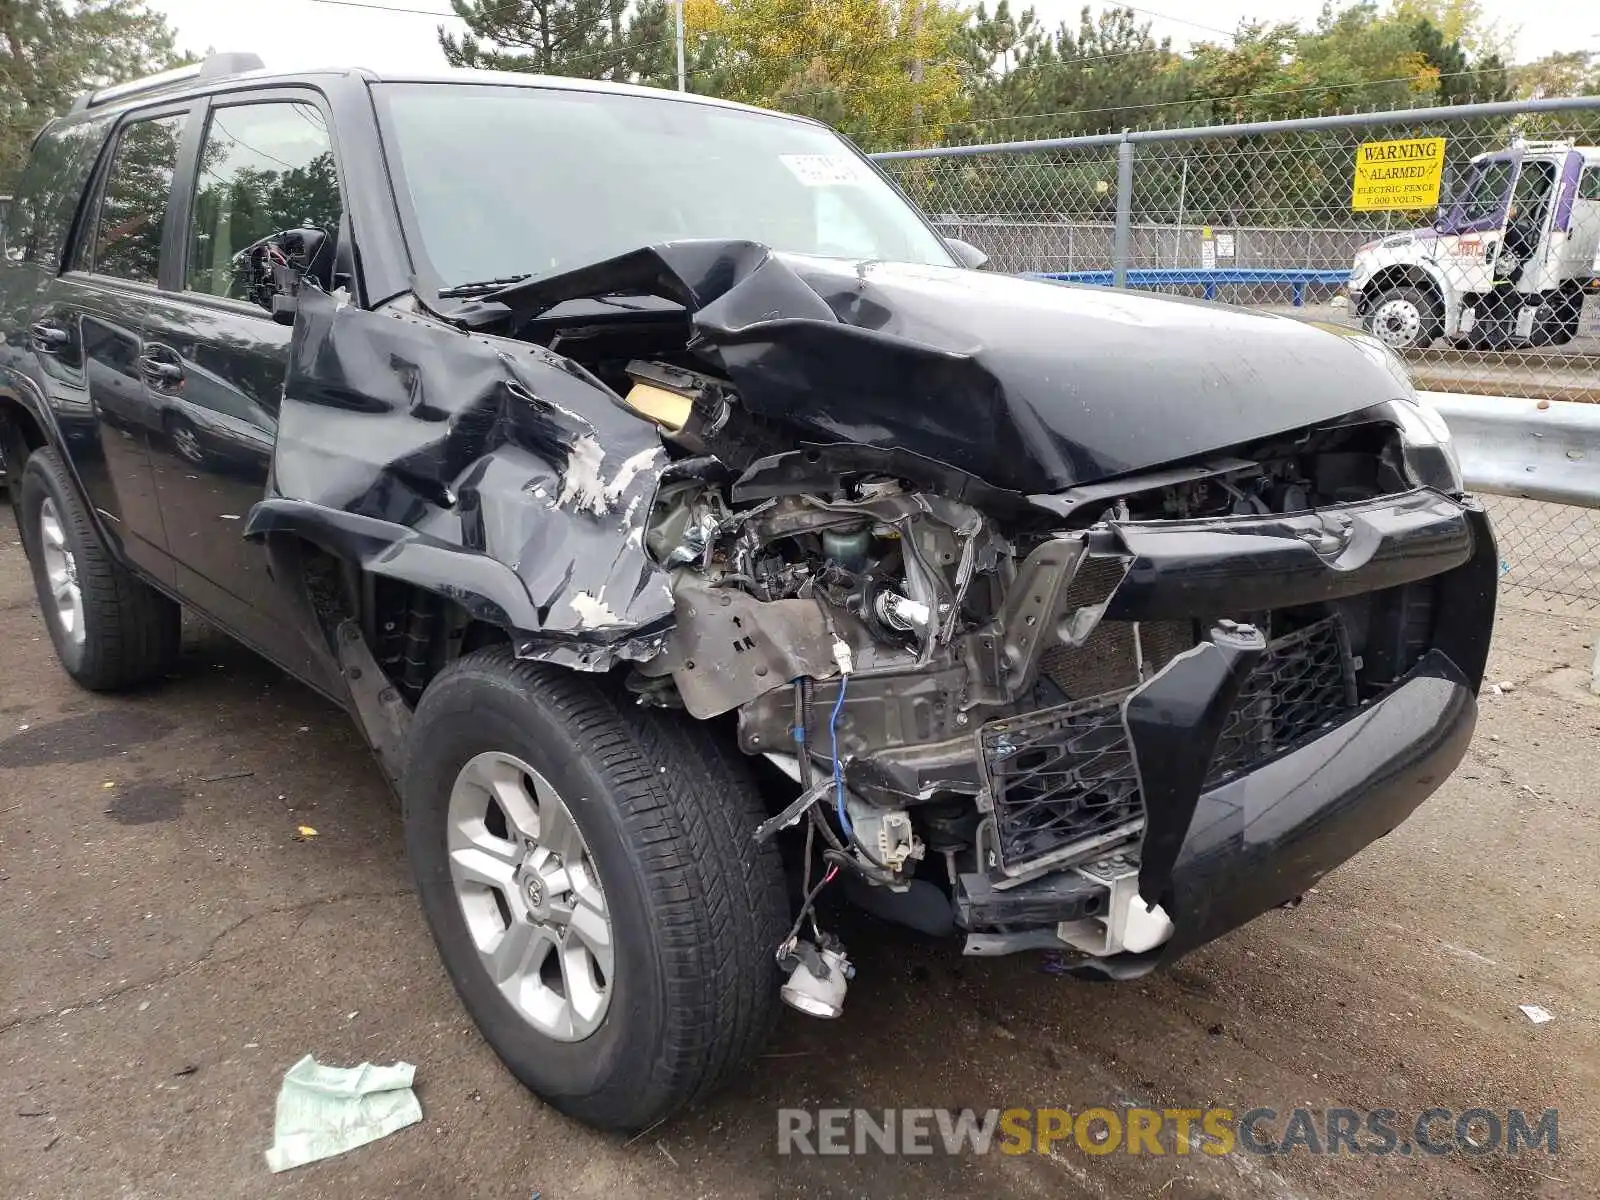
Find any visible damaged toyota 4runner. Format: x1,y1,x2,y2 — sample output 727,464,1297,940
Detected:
1,57,1495,1132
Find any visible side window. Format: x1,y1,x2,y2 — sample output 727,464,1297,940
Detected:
87,114,185,284
186,101,342,301
8,118,110,269
1580,169,1600,202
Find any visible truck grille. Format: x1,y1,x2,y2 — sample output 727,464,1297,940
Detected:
983,615,1357,871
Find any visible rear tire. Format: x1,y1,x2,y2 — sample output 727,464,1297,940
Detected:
402,648,789,1132
1530,290,1582,347
1363,285,1441,351
17,447,181,691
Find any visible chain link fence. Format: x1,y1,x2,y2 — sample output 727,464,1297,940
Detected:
876,98,1600,404
1481,495,1600,609
875,98,1600,610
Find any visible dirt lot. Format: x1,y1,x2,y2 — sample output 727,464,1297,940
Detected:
1,502,1597,1200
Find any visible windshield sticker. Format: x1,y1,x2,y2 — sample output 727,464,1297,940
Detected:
780,154,866,187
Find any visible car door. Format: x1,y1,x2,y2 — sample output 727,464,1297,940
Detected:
22,107,195,585
140,90,346,691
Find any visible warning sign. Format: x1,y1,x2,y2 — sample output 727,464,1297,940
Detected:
1351,136,1446,212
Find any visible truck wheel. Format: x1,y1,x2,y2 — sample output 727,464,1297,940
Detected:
401,648,789,1132
1364,286,1440,351
17,447,181,691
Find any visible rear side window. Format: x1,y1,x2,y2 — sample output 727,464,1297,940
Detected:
1580,169,1600,202
186,100,342,300
86,113,186,284
7,119,109,270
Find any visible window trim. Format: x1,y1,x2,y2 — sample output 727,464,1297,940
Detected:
64,100,199,289
173,86,348,319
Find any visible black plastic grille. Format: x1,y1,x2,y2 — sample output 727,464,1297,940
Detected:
984,615,1357,871
1206,615,1357,785
982,695,1142,867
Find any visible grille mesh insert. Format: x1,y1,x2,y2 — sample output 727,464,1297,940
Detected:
982,695,1143,868
984,615,1357,870
1206,615,1356,785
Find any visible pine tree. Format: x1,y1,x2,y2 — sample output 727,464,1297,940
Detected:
439,0,635,80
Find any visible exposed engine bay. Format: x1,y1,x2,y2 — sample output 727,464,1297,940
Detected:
575,347,1483,1001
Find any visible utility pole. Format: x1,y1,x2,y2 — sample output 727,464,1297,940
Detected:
675,0,686,91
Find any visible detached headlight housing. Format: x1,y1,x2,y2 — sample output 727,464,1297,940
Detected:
1342,332,1463,493
1385,395,1464,493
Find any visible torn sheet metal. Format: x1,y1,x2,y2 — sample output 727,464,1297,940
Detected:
469,240,1409,495
248,285,674,667
639,576,839,719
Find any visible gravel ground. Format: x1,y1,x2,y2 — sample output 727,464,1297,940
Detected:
0,503,1596,1200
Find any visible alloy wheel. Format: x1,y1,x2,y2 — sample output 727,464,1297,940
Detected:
38,497,85,647
172,424,204,464
446,751,614,1041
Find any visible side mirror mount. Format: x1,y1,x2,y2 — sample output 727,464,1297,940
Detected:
233,227,333,324
944,236,989,270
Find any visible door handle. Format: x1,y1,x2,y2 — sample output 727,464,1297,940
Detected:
30,322,69,352
137,355,184,387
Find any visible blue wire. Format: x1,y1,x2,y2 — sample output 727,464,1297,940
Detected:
829,674,853,838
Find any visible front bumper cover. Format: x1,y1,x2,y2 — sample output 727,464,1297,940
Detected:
836,490,1489,809
952,498,1496,975
958,648,1476,978
1157,649,1473,964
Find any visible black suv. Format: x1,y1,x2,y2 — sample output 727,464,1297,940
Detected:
0,55,1496,1132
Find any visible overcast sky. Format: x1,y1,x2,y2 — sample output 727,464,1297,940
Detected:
148,0,1576,77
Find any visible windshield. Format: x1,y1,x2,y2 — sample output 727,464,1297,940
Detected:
1441,157,1515,230
374,82,954,289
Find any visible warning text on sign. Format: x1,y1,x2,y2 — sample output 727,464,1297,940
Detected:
1351,137,1446,212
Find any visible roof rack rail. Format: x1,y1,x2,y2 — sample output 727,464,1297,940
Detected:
69,52,265,116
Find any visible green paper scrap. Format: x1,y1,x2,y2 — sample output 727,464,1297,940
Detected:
264,1054,423,1173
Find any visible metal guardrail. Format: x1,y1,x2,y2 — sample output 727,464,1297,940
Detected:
1031,268,1350,305
1420,392,1600,613
1420,392,1600,508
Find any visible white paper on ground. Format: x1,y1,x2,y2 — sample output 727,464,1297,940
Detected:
264,1054,422,1173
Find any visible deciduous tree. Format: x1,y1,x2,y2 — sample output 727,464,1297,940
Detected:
0,0,189,187
682,0,969,149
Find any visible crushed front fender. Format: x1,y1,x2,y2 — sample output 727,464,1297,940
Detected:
246,285,676,668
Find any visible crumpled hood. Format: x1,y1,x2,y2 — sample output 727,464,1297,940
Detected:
486,241,1412,495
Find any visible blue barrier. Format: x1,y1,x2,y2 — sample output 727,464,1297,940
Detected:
1031,268,1351,306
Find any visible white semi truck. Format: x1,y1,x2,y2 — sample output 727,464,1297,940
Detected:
1348,139,1600,350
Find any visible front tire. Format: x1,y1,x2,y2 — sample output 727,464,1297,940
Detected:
1364,285,1440,351
402,648,789,1132
17,447,180,690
